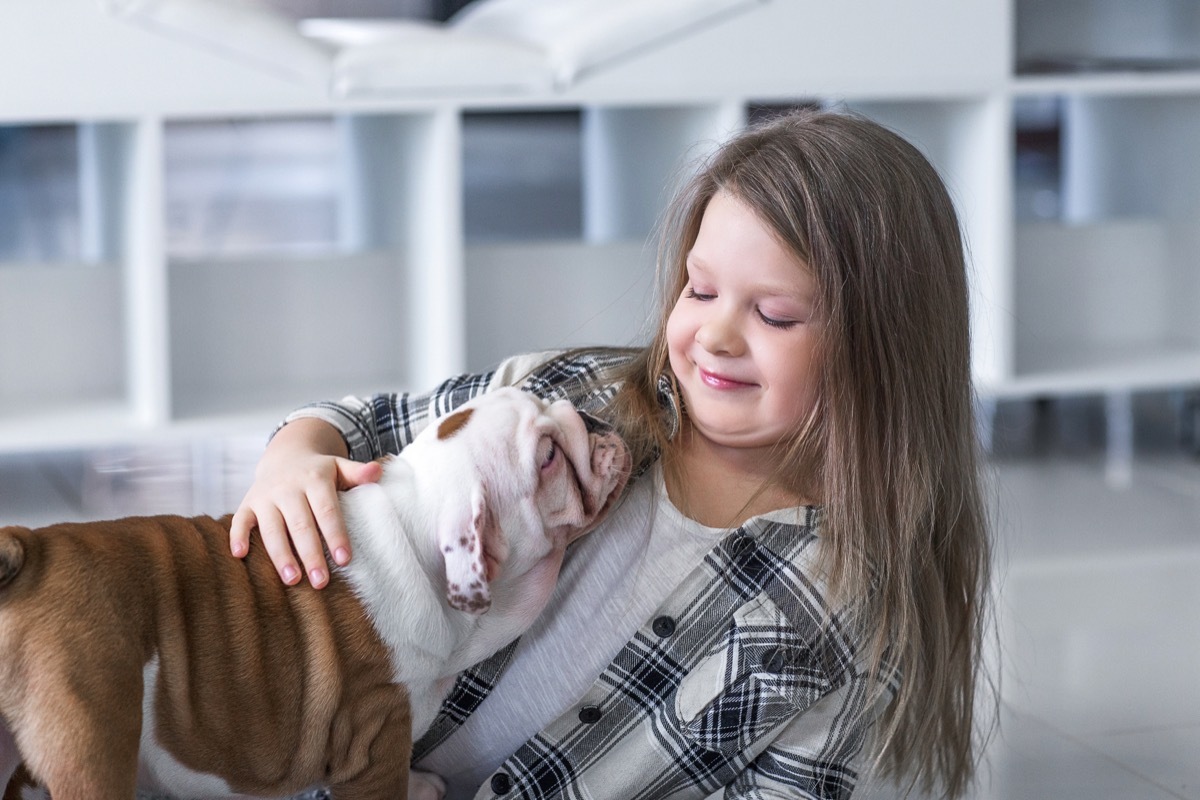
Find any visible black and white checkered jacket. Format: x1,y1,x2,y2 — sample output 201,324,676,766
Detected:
285,349,894,800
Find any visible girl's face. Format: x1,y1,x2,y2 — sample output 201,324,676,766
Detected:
666,190,820,457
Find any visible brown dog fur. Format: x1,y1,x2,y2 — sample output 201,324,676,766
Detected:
0,515,410,799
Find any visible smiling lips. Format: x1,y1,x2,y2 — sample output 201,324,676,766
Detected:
698,367,757,390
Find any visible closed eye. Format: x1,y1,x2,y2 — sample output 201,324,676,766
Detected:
757,309,799,329
540,437,557,470
685,287,715,301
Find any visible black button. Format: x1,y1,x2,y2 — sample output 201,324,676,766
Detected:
652,615,676,637
761,647,789,674
578,704,603,724
490,772,513,794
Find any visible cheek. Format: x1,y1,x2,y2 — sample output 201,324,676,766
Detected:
774,341,821,414
665,301,691,362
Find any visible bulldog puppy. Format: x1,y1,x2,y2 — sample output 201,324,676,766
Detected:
0,387,630,800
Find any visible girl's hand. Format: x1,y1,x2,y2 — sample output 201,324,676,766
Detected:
230,418,382,589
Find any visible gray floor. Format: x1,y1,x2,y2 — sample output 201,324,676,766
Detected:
967,454,1200,800
2,418,1198,799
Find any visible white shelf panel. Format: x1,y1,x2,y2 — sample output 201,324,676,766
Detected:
0,263,126,410
0,400,182,454
464,239,656,371
168,373,411,427
167,250,413,420
1012,71,1200,97
981,344,1200,399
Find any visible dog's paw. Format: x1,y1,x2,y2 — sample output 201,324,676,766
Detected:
408,769,447,800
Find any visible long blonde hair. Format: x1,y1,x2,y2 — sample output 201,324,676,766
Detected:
605,108,993,797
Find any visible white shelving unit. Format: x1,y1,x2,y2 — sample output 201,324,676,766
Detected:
5,0,1200,463
1005,0,1200,480
1007,0,1200,400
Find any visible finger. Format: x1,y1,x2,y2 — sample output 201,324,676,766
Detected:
255,506,304,586
335,458,383,490
229,507,255,558
308,484,353,568
278,498,332,589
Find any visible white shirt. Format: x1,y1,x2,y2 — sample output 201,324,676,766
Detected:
416,465,729,798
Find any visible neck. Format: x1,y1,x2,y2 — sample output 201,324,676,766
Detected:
664,424,808,528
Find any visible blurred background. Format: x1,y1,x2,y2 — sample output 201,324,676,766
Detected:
2,1,1199,797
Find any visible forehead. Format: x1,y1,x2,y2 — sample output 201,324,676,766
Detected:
431,392,527,439
460,389,548,437
688,192,815,297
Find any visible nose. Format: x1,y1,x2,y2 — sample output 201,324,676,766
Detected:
694,306,745,356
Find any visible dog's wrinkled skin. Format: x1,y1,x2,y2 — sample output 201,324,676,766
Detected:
0,388,630,800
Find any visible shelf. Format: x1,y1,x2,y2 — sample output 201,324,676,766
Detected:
981,345,1200,399
464,239,655,371
1012,71,1200,98
1014,0,1200,92
1017,57,1200,76
167,251,412,419
0,263,126,414
7,0,1200,455
0,400,261,454
1007,216,1200,398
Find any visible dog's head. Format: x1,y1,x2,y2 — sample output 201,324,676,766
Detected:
404,387,631,616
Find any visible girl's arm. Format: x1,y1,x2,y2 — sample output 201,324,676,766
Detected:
229,351,566,588
229,417,382,589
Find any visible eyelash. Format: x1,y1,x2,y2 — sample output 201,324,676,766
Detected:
685,288,799,330
758,312,797,330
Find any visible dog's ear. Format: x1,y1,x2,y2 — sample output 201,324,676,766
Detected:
439,484,492,615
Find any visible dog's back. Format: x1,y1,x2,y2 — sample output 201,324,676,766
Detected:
0,515,411,798
0,387,631,799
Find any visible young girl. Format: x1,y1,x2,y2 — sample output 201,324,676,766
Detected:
232,108,992,799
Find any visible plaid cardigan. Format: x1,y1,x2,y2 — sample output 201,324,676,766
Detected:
284,349,892,800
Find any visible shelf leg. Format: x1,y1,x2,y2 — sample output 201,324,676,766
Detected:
1177,390,1200,456
1104,390,1134,488
78,123,125,265
189,438,225,517
976,395,997,456
582,102,744,244
335,110,465,387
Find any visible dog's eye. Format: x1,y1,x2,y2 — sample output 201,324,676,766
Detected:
540,438,557,469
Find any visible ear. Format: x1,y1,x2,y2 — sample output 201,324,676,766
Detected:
439,484,492,615
437,407,474,440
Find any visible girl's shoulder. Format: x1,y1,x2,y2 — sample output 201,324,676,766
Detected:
487,347,641,406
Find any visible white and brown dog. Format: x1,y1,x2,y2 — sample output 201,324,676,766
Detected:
0,387,630,800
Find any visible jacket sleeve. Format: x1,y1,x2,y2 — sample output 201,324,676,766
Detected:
276,351,569,462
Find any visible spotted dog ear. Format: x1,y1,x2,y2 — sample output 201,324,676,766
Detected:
439,484,492,615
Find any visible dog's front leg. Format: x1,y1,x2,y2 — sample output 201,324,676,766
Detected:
408,769,446,800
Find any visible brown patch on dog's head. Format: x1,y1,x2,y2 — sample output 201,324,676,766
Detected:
437,408,475,441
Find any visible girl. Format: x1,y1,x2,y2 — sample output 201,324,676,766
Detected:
232,108,993,799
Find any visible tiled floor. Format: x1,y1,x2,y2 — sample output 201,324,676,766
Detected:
2,438,1198,799
966,454,1200,800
